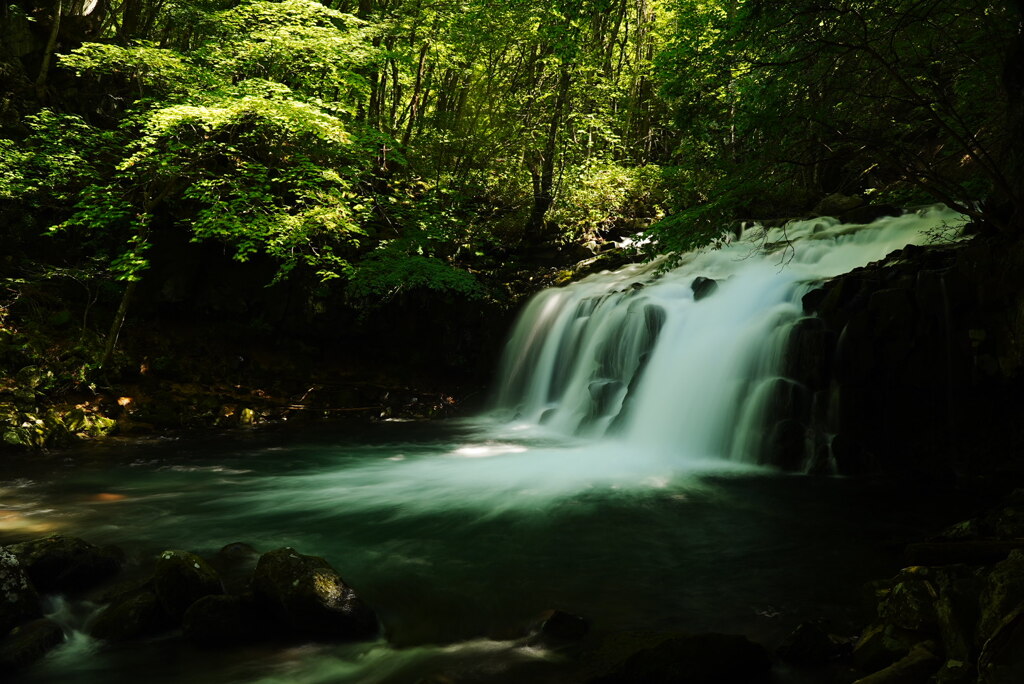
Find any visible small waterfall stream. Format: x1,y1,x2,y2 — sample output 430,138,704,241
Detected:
490,206,966,466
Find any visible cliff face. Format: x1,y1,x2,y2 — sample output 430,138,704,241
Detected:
777,234,1024,479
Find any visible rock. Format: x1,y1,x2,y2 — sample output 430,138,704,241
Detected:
596,633,772,684
978,603,1024,684
152,550,223,621
765,418,807,470
776,621,845,665
251,548,377,640
853,640,942,684
853,623,913,673
691,276,718,301
89,589,171,642
533,610,589,647
932,566,984,677
6,535,123,594
0,548,40,634
977,550,1024,644
814,193,864,217
208,542,261,595
904,541,1024,566
839,204,902,225
182,593,271,646
878,567,939,633
0,618,64,673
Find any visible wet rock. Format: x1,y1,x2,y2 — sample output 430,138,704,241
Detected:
0,618,64,673
89,589,171,642
251,548,377,641
182,593,271,646
977,550,1024,644
838,204,902,225
587,380,624,419
776,621,845,665
595,633,772,684
153,550,223,621
765,418,807,470
532,610,589,647
0,549,40,634
691,276,718,301
978,603,1024,684
208,542,261,595
853,640,941,684
815,193,864,217
6,535,123,594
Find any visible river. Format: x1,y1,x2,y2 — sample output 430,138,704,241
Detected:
2,206,976,682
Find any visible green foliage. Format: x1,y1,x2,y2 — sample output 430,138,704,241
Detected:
47,0,377,284
548,161,666,242
348,246,485,302
654,0,1022,244
60,43,205,95
1,111,119,207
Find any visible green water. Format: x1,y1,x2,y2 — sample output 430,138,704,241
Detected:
2,419,973,682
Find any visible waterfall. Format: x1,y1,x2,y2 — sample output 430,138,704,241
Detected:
490,206,966,466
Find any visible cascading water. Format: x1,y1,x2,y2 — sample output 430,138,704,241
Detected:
3,207,979,684
490,206,966,467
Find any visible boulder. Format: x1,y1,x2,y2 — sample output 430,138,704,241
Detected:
878,568,940,633
691,276,718,301
776,621,845,666
977,550,1024,644
208,542,261,595
182,593,271,647
0,549,40,634
978,603,1024,684
532,610,589,647
932,566,984,677
88,589,171,642
595,633,772,684
6,535,123,594
853,640,941,684
764,418,807,470
251,548,377,640
838,204,902,225
814,193,864,217
0,618,64,674
152,550,222,620
853,623,914,673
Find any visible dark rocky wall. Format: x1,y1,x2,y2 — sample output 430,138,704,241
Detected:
773,235,1024,479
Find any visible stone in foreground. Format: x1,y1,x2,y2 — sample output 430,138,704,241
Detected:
251,547,377,641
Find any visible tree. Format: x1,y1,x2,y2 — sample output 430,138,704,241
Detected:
653,0,1024,249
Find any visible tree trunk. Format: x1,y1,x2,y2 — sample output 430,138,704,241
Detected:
401,41,430,148
35,0,63,100
525,64,572,246
99,279,137,370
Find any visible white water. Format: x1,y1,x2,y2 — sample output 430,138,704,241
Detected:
490,206,966,467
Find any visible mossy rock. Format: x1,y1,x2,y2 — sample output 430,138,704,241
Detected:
251,548,377,641
89,589,171,642
0,549,40,634
0,618,64,674
182,593,273,646
978,550,1024,644
7,535,123,594
152,550,223,621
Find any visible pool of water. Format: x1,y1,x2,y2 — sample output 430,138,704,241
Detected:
0,419,977,683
